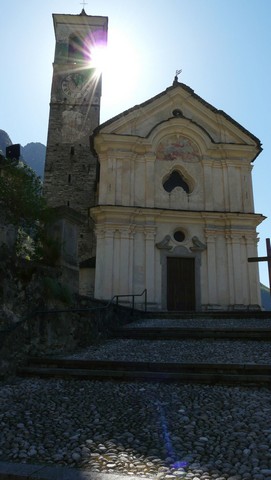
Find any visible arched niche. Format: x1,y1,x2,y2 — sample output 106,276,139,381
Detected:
156,134,201,163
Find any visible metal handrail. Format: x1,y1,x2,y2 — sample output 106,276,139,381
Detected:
0,290,148,346
113,289,147,313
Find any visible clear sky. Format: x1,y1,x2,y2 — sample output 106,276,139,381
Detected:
1,0,271,286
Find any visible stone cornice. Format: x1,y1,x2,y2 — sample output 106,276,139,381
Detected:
90,205,265,228
94,130,259,164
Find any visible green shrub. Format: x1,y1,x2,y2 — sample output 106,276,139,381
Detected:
42,276,72,305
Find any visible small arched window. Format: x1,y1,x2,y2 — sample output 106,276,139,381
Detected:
68,34,87,63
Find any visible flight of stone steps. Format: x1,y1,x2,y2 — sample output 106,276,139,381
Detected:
18,312,271,385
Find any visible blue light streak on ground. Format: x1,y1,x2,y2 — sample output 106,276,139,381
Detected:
155,400,188,470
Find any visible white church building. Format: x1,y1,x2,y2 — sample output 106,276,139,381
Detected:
43,10,265,312
90,79,265,311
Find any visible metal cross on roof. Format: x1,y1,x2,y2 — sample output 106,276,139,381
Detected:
80,0,88,8
248,238,271,296
173,69,182,85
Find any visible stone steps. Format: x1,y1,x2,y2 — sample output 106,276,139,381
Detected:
17,313,271,385
114,326,271,340
17,356,271,385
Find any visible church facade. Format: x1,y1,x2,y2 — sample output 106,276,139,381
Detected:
44,10,265,311
91,81,264,311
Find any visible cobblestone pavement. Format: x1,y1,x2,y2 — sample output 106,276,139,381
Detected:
1,376,271,480
1,317,271,479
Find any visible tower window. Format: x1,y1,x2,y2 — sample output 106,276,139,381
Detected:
68,34,89,63
68,174,71,184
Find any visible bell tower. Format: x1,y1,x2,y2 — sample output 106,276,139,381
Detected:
44,9,108,260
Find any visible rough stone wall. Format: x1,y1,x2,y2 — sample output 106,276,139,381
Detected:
44,141,98,260
0,301,137,378
43,27,103,264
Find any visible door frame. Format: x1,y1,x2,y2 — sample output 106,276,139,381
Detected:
160,245,201,311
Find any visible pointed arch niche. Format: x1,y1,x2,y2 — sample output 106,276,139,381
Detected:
163,169,192,194
154,133,201,207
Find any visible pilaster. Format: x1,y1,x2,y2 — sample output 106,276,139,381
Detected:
231,233,243,303
205,230,218,304
145,154,155,208
225,232,235,304
144,227,156,303
103,228,115,299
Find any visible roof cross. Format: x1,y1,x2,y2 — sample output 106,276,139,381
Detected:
248,238,271,296
80,0,88,8
173,69,182,85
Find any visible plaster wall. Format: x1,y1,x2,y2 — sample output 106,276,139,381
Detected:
98,141,254,215
92,206,261,310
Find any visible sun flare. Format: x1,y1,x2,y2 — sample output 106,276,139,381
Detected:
90,29,140,102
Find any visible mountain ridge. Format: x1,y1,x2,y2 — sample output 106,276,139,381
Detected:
0,129,46,178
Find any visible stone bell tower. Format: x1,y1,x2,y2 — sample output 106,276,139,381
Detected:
43,9,108,261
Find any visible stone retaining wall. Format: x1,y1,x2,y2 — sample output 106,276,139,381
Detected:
0,302,138,378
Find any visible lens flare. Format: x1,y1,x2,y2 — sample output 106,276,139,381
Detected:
89,45,108,76
156,401,188,471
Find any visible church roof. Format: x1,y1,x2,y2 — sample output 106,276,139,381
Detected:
94,81,262,157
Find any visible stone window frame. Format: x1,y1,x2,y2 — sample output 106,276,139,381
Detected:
160,245,202,311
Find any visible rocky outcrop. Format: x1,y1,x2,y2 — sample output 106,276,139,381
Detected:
0,243,135,378
0,129,46,178
0,245,67,376
0,129,12,154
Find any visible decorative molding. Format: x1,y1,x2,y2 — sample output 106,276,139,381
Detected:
190,235,207,252
156,235,172,250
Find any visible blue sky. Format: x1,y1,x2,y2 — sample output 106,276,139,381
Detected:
1,0,271,286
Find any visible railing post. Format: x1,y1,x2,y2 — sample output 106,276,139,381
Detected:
145,289,147,312
132,295,135,314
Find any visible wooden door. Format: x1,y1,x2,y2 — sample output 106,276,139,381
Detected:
167,257,195,311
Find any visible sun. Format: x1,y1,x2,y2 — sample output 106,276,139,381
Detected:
89,29,140,103
89,45,108,76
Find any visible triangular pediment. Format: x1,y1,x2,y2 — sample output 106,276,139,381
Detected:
94,82,261,160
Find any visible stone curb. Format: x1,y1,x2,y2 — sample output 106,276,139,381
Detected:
0,462,147,480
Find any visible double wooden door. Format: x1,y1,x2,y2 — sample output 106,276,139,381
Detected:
167,257,195,311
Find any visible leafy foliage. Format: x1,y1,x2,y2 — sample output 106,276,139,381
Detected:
0,156,45,228
42,276,72,305
0,155,59,262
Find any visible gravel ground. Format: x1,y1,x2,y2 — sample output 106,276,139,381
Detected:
1,378,271,480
